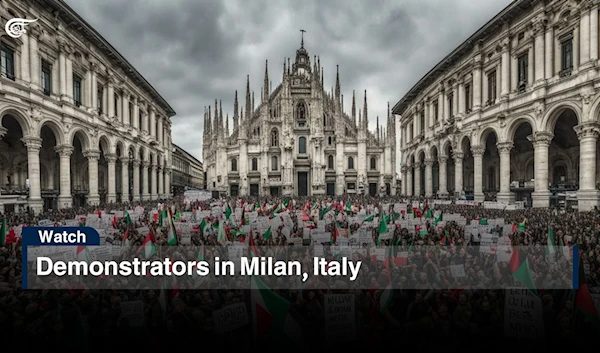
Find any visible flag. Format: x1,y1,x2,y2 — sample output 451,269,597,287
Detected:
479,218,488,225
249,232,260,257
112,215,117,228
225,204,233,219
263,226,272,240
136,231,156,259
377,215,388,245
250,275,304,345
124,210,134,226
344,202,352,213
76,246,90,263
121,227,130,244
331,224,339,245
546,228,556,256
197,245,205,262
166,210,178,246
362,215,374,224
509,246,536,294
319,206,331,220
379,285,393,313
517,220,526,232
434,211,443,225
217,221,228,245
0,217,6,246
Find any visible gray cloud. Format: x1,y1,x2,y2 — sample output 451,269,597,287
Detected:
66,0,511,161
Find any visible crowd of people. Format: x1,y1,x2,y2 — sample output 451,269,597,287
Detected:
1,195,599,350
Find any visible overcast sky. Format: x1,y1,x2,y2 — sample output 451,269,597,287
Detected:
66,0,511,162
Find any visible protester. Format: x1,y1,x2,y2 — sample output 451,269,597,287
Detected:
0,195,599,350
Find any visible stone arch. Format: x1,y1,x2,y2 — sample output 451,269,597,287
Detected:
115,140,127,157
38,119,65,145
69,128,91,151
541,101,582,133
128,144,137,159
138,145,147,161
416,149,426,162
0,106,31,135
586,93,600,123
408,153,415,166
98,135,111,155
458,135,471,153
504,115,537,142
475,126,500,147
429,145,439,159
441,139,453,157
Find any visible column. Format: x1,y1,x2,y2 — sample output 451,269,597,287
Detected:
574,25,580,70
66,55,73,100
437,89,444,124
472,57,482,110
591,4,599,62
545,26,554,79
414,162,421,196
401,166,407,195
20,33,30,83
511,55,518,91
496,142,514,203
165,168,172,197
28,27,40,90
21,137,43,213
132,97,139,130
424,158,433,198
85,150,100,205
471,145,485,202
151,164,158,200
107,77,115,118
55,145,73,209
580,7,591,64
529,132,553,208
454,153,464,196
533,21,545,83
452,84,458,117
528,46,534,84
150,106,156,139
158,165,164,198
406,166,413,197
158,116,164,145
458,82,465,115
142,161,150,199
90,66,98,112
141,102,149,133
58,47,67,97
438,156,448,197
122,90,130,125
501,39,510,96
132,159,140,201
106,154,118,203
120,157,130,203
575,123,600,211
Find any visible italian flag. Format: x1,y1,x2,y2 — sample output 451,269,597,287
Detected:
509,246,536,294
76,246,90,263
250,275,304,345
136,231,156,259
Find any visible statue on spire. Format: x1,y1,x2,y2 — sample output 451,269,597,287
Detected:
300,29,306,47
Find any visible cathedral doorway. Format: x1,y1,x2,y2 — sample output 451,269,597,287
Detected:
326,183,335,196
368,183,377,196
270,186,280,196
230,184,239,197
298,172,308,196
386,183,391,195
250,184,259,196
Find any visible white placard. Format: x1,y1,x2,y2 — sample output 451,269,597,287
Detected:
504,288,544,338
324,294,356,341
212,303,249,334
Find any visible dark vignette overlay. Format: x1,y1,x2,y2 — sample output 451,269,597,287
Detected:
25,243,576,290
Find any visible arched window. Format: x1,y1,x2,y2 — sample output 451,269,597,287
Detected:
297,103,306,120
271,156,278,171
231,158,237,172
271,128,279,147
348,157,354,170
370,157,377,170
328,136,332,145
251,158,258,171
298,137,307,154
327,155,334,169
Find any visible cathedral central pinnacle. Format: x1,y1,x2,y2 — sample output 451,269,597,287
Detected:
300,29,306,48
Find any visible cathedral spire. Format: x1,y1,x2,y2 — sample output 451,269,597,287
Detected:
203,106,207,135
207,105,211,134
252,91,255,112
219,99,223,137
225,113,229,137
263,60,269,103
245,75,251,124
213,100,218,137
358,109,362,127
321,67,324,88
233,90,239,131
363,90,368,129
376,115,380,141
335,65,341,102
341,94,344,115
352,90,356,125
283,58,286,80
287,58,290,75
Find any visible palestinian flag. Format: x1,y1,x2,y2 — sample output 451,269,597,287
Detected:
319,206,331,220
362,215,374,224
225,204,233,219
250,275,304,345
158,209,167,227
509,246,536,294
377,215,388,245
76,246,90,263
0,217,6,246
136,231,156,259
167,210,178,245
121,226,130,245
517,219,526,232
379,285,393,313
575,254,600,328
331,224,339,245
124,210,134,226
263,226,272,240
479,218,487,225
434,211,443,225
344,202,352,213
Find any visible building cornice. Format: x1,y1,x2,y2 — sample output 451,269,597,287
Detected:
392,0,536,117
38,0,176,117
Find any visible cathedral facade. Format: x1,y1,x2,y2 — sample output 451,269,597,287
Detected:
203,39,396,197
